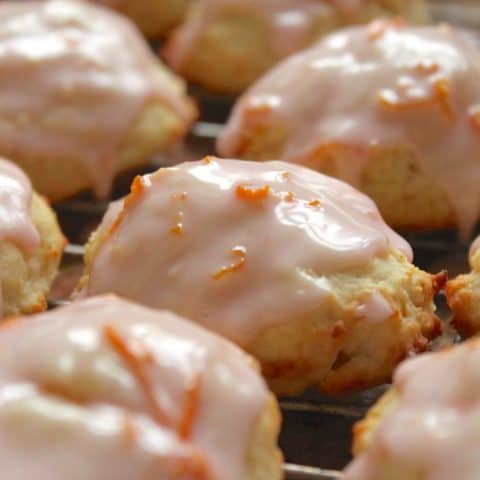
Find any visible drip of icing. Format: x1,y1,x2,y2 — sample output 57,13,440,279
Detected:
79,157,412,346
355,291,393,324
0,0,194,198
344,338,480,479
0,158,40,317
0,295,267,480
219,22,480,237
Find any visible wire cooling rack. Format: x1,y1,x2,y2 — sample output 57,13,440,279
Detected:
49,2,479,477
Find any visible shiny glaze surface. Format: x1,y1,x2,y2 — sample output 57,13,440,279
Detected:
80,157,412,346
345,338,480,479
220,22,480,236
0,0,192,197
0,295,267,480
0,158,39,317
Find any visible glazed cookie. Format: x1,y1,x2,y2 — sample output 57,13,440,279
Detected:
0,0,196,202
164,0,428,94
76,157,443,395
90,0,190,37
0,295,282,480
345,338,480,480
0,159,64,317
219,21,480,236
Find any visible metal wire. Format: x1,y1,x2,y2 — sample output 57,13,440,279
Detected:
284,464,343,480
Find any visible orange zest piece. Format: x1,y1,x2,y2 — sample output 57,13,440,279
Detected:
170,223,184,235
308,199,321,207
434,78,456,121
283,192,296,202
202,156,213,165
107,175,145,238
103,324,169,427
173,450,211,480
212,246,247,280
415,60,439,75
378,77,456,122
235,184,270,201
368,18,405,41
170,211,184,235
178,374,202,440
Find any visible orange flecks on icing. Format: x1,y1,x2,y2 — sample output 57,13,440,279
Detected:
170,212,184,235
103,324,169,427
212,246,247,280
434,78,456,121
172,192,188,201
173,450,211,480
415,60,439,75
235,184,271,201
108,175,146,238
170,223,184,235
367,17,405,41
378,78,456,122
283,192,296,202
178,374,202,440
469,105,480,132
308,199,321,207
202,156,213,165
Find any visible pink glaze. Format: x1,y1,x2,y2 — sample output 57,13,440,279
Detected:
0,0,194,198
219,22,480,237
0,295,268,480
344,338,480,479
355,291,393,324
78,157,412,346
0,158,40,317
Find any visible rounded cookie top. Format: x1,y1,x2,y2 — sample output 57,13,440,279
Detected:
79,157,412,346
219,21,480,236
345,338,480,479
0,0,194,197
0,158,40,316
0,294,268,480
